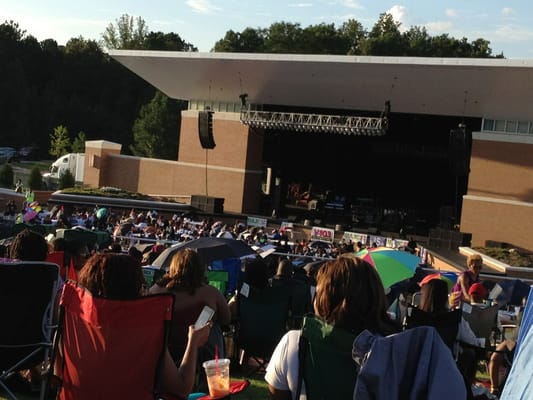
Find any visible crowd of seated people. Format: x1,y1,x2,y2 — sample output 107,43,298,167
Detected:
3,216,529,400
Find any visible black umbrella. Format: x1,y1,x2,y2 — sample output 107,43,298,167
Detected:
151,237,257,271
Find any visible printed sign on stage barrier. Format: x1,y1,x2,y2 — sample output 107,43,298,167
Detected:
311,226,335,243
247,216,267,228
343,231,368,245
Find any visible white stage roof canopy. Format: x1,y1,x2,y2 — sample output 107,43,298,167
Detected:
110,51,533,120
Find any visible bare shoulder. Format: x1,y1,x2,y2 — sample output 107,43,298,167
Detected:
198,284,227,305
199,283,223,297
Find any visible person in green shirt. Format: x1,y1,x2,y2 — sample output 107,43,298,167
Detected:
24,187,35,209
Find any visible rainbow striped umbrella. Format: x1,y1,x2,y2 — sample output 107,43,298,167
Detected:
419,272,458,292
355,247,420,288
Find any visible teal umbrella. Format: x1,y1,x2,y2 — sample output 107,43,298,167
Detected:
96,207,108,219
355,247,420,288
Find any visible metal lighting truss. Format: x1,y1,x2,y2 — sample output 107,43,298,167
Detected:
240,109,388,136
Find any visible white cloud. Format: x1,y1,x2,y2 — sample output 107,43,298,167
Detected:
445,9,459,17
185,0,220,14
340,0,363,10
387,5,408,31
425,21,453,33
493,24,533,42
502,7,513,16
288,3,313,7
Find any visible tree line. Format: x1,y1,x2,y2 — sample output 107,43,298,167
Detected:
0,13,503,162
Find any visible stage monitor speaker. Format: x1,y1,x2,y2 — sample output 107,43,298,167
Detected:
449,127,472,176
198,111,215,149
439,205,454,229
191,195,224,214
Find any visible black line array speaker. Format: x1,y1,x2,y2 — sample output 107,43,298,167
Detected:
198,111,215,149
439,205,454,229
449,127,472,176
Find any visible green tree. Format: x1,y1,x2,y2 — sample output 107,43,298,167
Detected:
470,38,502,58
0,162,14,188
300,23,345,54
265,22,304,53
49,125,71,157
101,14,149,49
213,28,266,52
338,19,367,55
360,13,405,56
144,31,197,51
28,166,43,190
58,168,75,189
0,20,25,42
130,91,183,159
72,131,87,153
403,26,432,57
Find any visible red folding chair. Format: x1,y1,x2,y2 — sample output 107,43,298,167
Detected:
46,251,66,280
49,281,176,400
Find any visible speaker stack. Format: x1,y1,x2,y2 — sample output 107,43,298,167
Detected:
428,227,472,250
448,127,472,176
198,111,215,149
191,195,224,214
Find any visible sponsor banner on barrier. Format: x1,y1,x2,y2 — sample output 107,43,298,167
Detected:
281,221,294,230
247,216,268,228
386,237,410,249
369,235,387,247
311,226,335,243
343,231,368,245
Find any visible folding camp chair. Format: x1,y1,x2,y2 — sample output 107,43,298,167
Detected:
49,281,176,400
404,305,462,355
0,261,60,400
207,271,229,295
461,303,499,349
234,283,291,377
295,315,358,399
353,326,467,399
46,251,67,281
404,306,474,399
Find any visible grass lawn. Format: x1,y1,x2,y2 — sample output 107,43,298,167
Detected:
1,371,270,400
230,371,270,399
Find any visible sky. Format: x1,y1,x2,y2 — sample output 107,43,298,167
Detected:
2,0,533,58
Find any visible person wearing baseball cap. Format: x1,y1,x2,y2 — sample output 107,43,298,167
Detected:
468,282,489,306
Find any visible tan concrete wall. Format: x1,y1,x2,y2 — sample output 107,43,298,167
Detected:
84,140,122,189
94,112,264,214
467,139,533,202
461,197,533,250
461,137,533,251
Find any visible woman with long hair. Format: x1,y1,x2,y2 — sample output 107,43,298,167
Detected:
265,255,399,399
149,248,231,365
418,277,483,391
76,253,210,398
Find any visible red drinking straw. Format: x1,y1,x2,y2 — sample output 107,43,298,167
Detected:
215,345,219,374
